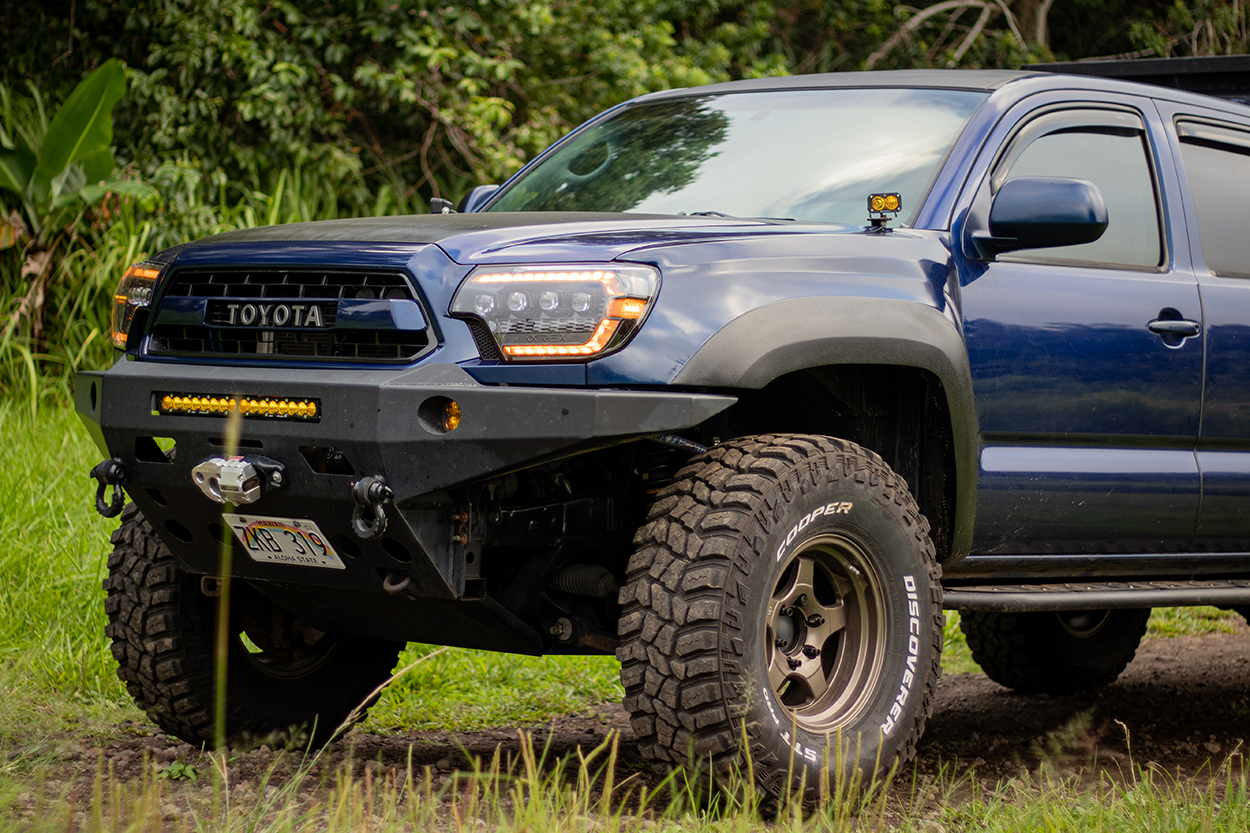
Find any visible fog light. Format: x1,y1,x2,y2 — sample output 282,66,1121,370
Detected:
444,400,462,432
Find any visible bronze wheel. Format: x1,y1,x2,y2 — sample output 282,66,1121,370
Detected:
766,535,886,732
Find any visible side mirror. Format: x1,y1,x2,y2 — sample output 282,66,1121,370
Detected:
458,184,501,214
971,176,1108,259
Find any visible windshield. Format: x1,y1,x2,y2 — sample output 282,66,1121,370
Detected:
487,87,987,225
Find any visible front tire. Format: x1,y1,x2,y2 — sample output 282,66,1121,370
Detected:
103,504,403,748
617,435,943,805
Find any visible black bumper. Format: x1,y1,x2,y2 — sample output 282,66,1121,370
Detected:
75,360,733,642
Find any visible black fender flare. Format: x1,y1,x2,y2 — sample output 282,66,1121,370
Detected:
672,296,976,559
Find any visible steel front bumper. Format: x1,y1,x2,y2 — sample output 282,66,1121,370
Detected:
75,361,734,615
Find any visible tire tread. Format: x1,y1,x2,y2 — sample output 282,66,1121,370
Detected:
617,433,944,792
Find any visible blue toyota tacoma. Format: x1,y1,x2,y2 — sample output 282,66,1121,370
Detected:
77,62,1250,803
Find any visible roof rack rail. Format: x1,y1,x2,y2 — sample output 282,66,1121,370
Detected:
1025,54,1250,103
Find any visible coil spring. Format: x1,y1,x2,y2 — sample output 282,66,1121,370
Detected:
635,446,684,505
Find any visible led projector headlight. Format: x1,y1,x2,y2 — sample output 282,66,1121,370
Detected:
450,264,659,361
111,261,164,348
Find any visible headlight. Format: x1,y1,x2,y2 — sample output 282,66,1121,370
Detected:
450,263,659,361
111,261,163,349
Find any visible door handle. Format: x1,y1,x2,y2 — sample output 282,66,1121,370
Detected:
1147,319,1201,337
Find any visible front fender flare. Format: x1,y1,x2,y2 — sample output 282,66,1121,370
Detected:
672,296,976,559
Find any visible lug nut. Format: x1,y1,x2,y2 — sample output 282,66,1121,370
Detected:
806,615,824,627
775,637,787,648
796,593,808,607
802,645,820,659
787,658,802,670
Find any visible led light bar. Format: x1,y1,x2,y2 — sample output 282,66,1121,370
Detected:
157,394,320,420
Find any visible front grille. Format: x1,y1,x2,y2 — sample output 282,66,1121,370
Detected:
164,268,414,300
148,267,433,363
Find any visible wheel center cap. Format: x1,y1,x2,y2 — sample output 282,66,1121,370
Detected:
775,609,802,653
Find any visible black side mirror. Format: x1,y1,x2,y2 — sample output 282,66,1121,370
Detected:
458,184,501,214
971,176,1108,259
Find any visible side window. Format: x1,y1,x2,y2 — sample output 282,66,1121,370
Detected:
992,109,1163,268
1176,119,1250,278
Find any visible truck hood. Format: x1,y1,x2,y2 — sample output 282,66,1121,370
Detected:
179,211,867,265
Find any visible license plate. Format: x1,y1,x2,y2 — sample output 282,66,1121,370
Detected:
227,514,345,569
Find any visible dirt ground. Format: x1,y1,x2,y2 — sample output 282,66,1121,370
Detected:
14,623,1250,820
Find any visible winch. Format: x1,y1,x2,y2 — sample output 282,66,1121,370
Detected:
190,456,286,505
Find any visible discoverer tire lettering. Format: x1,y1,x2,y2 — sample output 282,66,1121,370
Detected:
617,434,943,805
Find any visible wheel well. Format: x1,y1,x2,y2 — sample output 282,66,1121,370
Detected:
706,365,957,560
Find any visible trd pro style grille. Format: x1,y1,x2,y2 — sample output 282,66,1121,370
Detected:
163,268,414,300
147,267,433,363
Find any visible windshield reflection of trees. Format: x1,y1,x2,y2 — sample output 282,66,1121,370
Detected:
493,99,729,213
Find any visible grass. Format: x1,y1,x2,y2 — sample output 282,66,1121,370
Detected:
2,400,1249,830
0,729,1247,831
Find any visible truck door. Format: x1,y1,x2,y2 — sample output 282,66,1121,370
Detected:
956,99,1203,554
1165,108,1250,552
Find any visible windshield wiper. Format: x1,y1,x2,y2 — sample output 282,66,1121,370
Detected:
679,210,796,223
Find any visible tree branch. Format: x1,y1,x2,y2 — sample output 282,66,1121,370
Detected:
949,4,995,66
1035,0,1056,45
993,0,1025,48
866,0,990,69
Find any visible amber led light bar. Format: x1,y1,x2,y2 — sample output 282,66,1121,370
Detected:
158,394,320,420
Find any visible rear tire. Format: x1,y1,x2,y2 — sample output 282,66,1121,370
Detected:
103,504,403,748
617,434,943,806
959,608,1149,694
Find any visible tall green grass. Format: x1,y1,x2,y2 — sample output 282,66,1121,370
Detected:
0,401,122,724
0,724,1248,832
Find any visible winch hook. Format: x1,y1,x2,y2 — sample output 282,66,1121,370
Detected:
90,458,127,518
351,475,394,539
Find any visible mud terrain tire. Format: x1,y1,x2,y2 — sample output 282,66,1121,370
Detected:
959,608,1150,694
617,434,943,804
103,504,403,748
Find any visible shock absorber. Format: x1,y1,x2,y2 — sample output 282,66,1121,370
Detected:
633,435,709,506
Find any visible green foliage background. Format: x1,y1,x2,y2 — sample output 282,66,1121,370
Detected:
0,0,1247,398
5,0,1240,226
